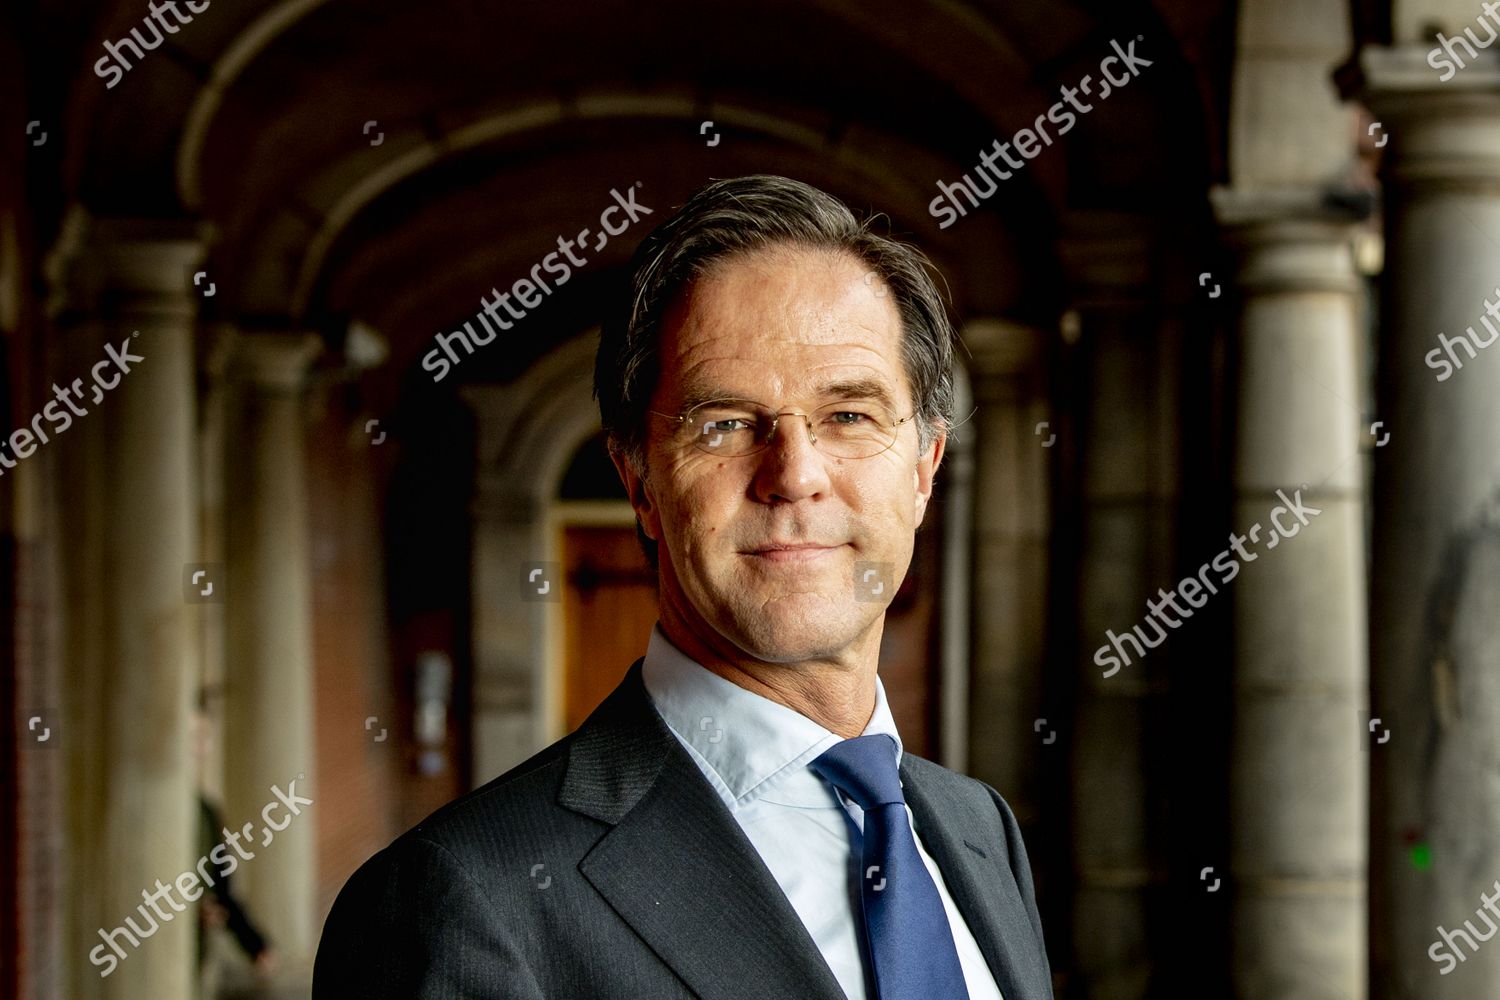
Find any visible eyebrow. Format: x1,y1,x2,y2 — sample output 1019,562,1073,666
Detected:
673,377,899,413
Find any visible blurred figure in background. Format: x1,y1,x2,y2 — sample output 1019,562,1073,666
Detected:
194,691,277,998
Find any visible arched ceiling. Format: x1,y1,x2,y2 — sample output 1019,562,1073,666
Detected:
30,0,1233,410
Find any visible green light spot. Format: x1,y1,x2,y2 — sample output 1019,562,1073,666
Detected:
1410,843,1432,870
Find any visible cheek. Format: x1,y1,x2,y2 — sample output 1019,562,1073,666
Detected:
663,463,740,548
849,461,914,522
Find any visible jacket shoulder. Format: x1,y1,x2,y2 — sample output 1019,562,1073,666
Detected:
397,732,581,858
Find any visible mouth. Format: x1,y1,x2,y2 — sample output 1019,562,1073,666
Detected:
742,543,846,564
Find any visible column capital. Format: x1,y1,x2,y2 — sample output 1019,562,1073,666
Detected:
44,206,208,317
1359,42,1500,99
225,330,321,392
961,318,1048,381
1057,211,1161,309
1210,188,1363,294
1359,44,1500,193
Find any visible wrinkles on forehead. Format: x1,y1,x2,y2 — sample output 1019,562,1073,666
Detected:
673,374,898,414
656,247,911,415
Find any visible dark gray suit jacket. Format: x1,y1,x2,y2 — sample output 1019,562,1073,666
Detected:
313,658,1053,999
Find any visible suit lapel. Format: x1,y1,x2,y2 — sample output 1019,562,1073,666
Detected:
561,659,848,1000
900,759,1050,1000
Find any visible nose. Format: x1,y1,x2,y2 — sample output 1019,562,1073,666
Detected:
752,412,832,503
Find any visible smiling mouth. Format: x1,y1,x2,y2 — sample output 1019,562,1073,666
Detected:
743,544,845,563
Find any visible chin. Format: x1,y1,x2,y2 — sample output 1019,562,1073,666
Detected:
729,598,868,662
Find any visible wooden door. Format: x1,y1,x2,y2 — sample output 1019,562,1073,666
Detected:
562,524,659,732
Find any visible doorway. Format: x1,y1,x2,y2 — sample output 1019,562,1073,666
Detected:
555,506,658,733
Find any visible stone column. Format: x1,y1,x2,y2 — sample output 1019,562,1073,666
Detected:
470,483,551,780
460,338,609,782
937,368,976,771
462,386,554,783
1060,218,1181,999
198,328,234,804
47,215,203,999
1214,191,1368,998
1362,46,1500,999
962,318,1050,835
222,331,321,966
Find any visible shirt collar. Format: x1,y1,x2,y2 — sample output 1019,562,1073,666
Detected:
640,622,904,808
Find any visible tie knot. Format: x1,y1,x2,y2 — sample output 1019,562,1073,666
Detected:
808,734,904,809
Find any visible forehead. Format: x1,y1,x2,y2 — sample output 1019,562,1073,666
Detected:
656,246,908,408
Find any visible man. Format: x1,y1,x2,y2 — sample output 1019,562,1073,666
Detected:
313,175,1052,999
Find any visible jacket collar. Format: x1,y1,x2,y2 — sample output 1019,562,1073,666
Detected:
900,755,1054,999
558,656,1049,1000
561,656,848,1000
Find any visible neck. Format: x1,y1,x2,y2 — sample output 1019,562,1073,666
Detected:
656,596,882,740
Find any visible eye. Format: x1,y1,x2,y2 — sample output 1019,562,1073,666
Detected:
700,416,755,438
822,404,884,427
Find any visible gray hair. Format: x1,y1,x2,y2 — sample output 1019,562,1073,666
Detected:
593,174,958,569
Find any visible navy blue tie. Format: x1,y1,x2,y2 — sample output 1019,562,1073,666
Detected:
809,734,970,1000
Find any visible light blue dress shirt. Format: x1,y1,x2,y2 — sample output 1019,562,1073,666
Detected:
640,622,1004,1000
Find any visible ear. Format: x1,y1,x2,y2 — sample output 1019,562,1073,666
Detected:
913,427,946,527
609,441,661,543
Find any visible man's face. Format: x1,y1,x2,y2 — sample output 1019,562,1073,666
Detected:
613,246,946,664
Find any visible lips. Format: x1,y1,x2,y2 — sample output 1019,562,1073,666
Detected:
743,543,845,563
744,541,838,552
